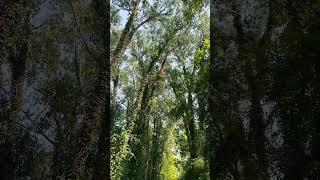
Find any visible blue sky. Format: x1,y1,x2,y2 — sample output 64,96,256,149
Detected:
118,9,128,27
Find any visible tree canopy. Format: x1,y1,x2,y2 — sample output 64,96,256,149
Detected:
0,0,319,179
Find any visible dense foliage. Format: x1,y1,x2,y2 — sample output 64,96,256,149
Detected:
0,0,319,179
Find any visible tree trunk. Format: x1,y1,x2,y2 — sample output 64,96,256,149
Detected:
51,117,65,179
111,36,174,177
148,116,163,179
187,89,199,159
208,0,216,178
7,14,30,179
66,0,110,178
92,92,111,180
111,69,157,177
232,0,275,178
110,0,142,77
128,76,160,179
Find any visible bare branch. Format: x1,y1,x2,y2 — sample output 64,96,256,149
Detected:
21,110,56,146
68,0,95,57
133,8,170,31
32,22,46,30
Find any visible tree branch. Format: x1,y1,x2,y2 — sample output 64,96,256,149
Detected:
21,110,56,146
68,0,95,57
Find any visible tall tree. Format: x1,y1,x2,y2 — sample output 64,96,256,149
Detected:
6,6,31,179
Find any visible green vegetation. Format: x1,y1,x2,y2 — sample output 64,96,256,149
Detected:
0,0,319,179
110,0,210,179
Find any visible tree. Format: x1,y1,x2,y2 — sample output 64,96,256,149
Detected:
208,0,320,179
0,0,30,62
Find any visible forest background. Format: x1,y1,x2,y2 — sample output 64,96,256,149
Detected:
0,0,319,179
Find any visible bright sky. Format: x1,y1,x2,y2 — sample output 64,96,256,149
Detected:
118,9,128,27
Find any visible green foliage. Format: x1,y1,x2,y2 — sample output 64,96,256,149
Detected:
0,0,318,179
182,0,208,22
1,0,211,179
161,125,181,180
194,38,210,80
183,158,209,180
